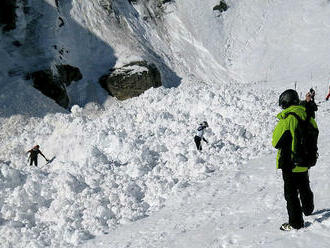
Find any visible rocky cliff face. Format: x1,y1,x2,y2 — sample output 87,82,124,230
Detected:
1,0,228,111
0,0,179,110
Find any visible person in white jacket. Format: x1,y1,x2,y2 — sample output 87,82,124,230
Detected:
194,121,209,151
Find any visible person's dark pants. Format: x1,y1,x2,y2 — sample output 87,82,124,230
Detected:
194,136,202,150
30,158,38,166
282,170,314,229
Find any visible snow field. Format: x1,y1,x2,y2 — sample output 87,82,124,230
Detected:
221,0,330,85
0,79,279,247
84,102,330,248
1,0,330,247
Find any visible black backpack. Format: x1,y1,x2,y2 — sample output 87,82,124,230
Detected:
287,112,319,168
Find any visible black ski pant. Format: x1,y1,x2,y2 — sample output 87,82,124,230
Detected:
194,136,202,150
282,170,314,229
30,157,38,166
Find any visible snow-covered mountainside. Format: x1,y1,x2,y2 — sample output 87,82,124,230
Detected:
1,0,330,247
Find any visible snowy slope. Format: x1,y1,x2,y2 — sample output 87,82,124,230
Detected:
83,104,330,248
0,79,279,247
0,0,228,111
221,0,330,86
1,0,330,248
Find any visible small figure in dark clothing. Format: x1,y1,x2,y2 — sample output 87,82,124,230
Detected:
27,145,49,166
300,88,318,119
326,86,330,101
194,121,209,151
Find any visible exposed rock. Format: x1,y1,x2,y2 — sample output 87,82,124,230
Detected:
100,0,113,11
99,61,162,100
0,0,17,32
162,0,173,4
56,64,82,86
213,0,229,13
28,69,69,108
130,0,174,21
27,65,82,108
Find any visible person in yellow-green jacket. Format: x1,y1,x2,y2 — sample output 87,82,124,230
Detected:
272,89,318,231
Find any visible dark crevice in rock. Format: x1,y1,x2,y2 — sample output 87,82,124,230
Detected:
58,17,64,27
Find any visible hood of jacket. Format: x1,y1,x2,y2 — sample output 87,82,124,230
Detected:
276,105,307,121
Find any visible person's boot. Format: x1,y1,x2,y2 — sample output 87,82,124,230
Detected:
280,223,294,231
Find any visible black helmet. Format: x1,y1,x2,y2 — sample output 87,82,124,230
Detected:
279,89,299,109
201,121,209,127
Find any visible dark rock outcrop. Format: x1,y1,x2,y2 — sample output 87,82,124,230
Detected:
213,1,229,13
56,64,83,86
162,0,173,4
27,65,82,108
0,0,17,32
99,61,162,100
29,69,70,108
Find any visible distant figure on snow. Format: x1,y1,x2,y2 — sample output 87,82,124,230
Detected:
27,145,49,166
194,121,209,151
300,88,318,119
326,86,330,101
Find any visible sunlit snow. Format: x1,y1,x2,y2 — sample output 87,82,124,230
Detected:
1,0,330,248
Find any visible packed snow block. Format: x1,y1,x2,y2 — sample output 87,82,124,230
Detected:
0,164,25,188
99,61,162,100
0,0,17,32
213,0,229,13
27,65,82,108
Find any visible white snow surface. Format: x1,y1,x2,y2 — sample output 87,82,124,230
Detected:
1,0,330,248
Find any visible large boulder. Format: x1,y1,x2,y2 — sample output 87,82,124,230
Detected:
27,65,82,108
0,0,17,32
99,61,162,100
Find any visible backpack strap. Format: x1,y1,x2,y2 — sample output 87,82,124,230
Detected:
286,111,312,122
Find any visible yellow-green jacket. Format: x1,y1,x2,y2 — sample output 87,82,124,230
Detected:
272,105,318,172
